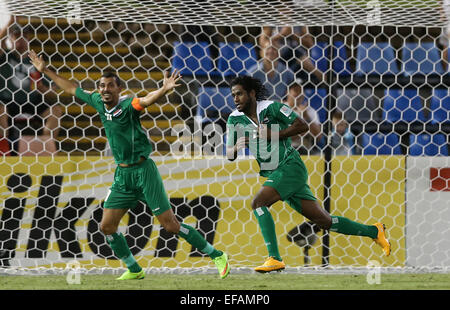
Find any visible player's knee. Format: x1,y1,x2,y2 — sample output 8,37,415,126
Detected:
313,215,331,230
100,222,117,236
162,219,180,234
251,197,264,210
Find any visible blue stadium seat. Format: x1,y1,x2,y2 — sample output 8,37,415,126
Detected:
303,88,327,123
401,42,445,75
333,40,352,76
309,41,329,73
196,86,235,123
356,42,400,75
409,134,449,156
362,133,402,155
171,41,218,76
430,89,450,124
217,42,257,76
382,89,427,122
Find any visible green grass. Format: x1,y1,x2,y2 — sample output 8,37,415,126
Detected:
0,273,448,290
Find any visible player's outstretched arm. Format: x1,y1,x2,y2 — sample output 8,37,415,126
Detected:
29,50,78,96
138,69,181,108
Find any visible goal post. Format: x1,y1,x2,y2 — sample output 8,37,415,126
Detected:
0,0,449,273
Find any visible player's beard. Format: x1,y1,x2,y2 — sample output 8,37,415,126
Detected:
102,92,114,103
236,99,249,112
238,98,255,115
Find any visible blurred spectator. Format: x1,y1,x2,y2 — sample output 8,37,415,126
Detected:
439,0,450,68
335,87,380,124
0,19,61,155
330,109,356,155
107,22,170,56
259,26,324,84
173,24,222,60
248,41,295,102
0,15,11,155
285,81,322,155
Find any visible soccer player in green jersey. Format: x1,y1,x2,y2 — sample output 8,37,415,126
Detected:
226,76,390,273
28,50,230,280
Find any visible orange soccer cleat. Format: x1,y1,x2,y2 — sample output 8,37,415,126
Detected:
373,222,391,256
254,257,286,273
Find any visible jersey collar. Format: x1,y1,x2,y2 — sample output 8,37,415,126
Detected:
104,95,129,113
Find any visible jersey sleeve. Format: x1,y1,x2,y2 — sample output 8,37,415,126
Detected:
131,97,144,112
75,87,101,109
271,101,298,125
122,96,144,115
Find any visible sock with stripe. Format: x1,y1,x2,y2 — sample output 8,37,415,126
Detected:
253,207,282,262
330,215,378,239
106,232,142,273
178,223,223,259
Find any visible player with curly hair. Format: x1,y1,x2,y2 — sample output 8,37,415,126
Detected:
226,75,390,272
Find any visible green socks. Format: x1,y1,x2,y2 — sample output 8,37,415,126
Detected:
106,232,142,273
178,223,223,259
107,224,223,269
253,207,282,262
330,216,378,239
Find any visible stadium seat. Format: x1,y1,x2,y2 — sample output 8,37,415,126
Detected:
171,41,218,77
401,42,445,75
309,41,330,73
362,133,402,155
303,88,328,123
409,134,449,156
382,89,427,122
356,42,400,75
332,40,352,76
196,86,235,123
430,89,450,123
217,42,257,76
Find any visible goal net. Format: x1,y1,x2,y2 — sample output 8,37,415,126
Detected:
0,0,449,274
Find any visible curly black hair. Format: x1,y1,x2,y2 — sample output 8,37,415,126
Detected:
230,75,267,101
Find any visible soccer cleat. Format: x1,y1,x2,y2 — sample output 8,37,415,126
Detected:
254,257,286,273
116,269,145,280
373,222,391,256
213,252,230,279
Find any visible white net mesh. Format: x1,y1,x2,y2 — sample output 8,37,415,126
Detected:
3,0,448,27
0,0,449,273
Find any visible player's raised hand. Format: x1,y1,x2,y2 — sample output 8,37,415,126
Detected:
28,50,46,73
163,69,182,92
235,136,249,150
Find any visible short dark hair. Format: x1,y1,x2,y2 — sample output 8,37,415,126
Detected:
230,75,267,101
100,71,122,87
331,109,343,120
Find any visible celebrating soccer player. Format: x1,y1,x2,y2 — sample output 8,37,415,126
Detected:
28,50,230,280
226,75,390,273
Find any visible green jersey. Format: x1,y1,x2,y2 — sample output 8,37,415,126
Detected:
75,87,152,165
226,100,299,177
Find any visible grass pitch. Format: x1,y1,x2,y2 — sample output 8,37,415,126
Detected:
0,273,448,290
